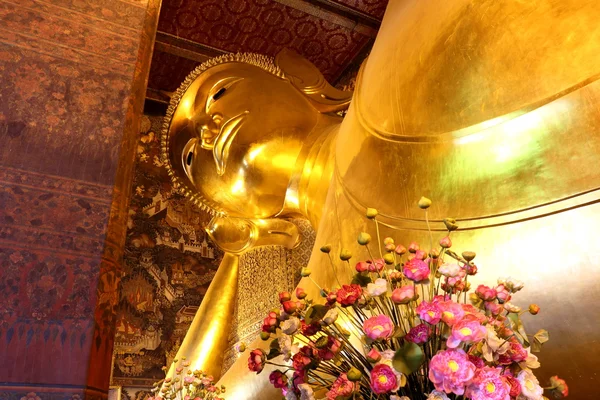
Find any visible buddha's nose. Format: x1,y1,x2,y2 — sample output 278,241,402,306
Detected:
196,113,223,150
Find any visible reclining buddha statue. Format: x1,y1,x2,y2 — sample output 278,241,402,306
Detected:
160,0,600,397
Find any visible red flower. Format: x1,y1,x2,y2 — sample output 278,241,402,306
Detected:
300,320,321,336
282,300,298,314
406,323,431,344
475,285,497,301
295,287,307,299
247,349,266,374
279,291,291,303
549,376,569,398
336,284,363,307
292,346,319,370
503,375,521,397
269,370,288,389
261,312,279,333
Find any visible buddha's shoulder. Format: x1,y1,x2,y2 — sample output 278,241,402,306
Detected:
355,0,600,137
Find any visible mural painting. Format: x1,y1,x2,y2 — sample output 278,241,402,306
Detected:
111,115,222,387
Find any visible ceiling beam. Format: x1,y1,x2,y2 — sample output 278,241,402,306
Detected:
154,31,227,63
302,0,381,30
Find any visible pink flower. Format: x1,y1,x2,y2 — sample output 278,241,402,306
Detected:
408,242,420,253
416,301,442,325
370,363,400,394
438,263,461,277
429,348,476,395
326,373,355,400
415,249,428,260
363,315,394,340
403,258,430,282
439,301,465,326
269,370,288,389
485,301,503,316
395,244,407,255
391,285,417,304
367,347,382,362
355,261,369,272
464,263,478,275
336,284,363,307
498,340,527,365
439,236,452,248
406,323,430,344
447,316,486,348
461,304,487,323
247,349,266,373
183,376,194,384
369,259,386,272
467,367,510,400
476,285,497,301
494,284,511,303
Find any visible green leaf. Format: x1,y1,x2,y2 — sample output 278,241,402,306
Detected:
266,348,281,360
531,329,549,353
304,305,328,325
270,338,280,350
351,272,372,287
392,326,406,339
507,313,530,347
392,341,424,375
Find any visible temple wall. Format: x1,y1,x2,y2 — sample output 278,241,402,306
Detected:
0,0,161,398
109,114,222,388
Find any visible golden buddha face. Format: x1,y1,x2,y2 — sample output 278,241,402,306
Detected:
166,61,319,219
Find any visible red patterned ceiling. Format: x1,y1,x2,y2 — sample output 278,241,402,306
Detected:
147,0,389,94
332,0,388,19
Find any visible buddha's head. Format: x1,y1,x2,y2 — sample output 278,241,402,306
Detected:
161,50,351,219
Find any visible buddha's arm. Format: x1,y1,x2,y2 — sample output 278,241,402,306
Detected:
165,217,300,381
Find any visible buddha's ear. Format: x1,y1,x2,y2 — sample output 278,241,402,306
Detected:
275,48,353,113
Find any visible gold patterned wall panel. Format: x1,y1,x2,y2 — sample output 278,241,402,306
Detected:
221,219,315,374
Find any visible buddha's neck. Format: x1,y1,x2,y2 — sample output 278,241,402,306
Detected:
282,113,341,228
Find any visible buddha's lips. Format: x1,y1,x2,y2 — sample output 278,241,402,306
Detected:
212,111,249,176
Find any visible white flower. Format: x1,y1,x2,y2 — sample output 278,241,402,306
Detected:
498,276,525,293
366,278,388,297
281,317,300,335
285,390,298,400
380,349,396,361
298,383,315,400
517,370,543,400
278,334,299,361
438,263,461,277
427,391,450,400
504,302,521,313
482,325,509,362
322,308,338,325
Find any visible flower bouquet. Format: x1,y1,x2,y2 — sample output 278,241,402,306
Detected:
246,199,569,400
150,358,226,400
